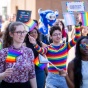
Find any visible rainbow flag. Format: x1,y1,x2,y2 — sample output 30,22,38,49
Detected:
33,56,47,70
25,20,37,31
6,49,22,63
80,12,88,26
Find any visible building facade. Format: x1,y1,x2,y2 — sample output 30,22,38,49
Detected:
3,0,88,20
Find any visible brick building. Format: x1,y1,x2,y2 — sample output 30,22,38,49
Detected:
6,0,88,20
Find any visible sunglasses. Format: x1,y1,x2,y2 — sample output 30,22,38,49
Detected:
80,43,88,49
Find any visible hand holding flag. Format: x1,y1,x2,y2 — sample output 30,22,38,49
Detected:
3,68,13,78
34,54,60,71
6,49,22,68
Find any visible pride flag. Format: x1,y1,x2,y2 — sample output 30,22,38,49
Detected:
6,49,22,63
80,12,88,26
25,20,37,31
33,56,47,70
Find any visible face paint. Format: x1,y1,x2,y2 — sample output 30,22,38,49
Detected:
80,43,88,49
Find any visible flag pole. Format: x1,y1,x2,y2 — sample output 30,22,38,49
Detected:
48,61,60,70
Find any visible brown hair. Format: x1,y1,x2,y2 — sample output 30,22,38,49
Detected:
50,26,61,36
3,21,25,48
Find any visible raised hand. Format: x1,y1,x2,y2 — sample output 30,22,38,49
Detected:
28,34,37,45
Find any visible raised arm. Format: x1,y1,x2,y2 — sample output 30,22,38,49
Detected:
28,35,48,54
33,44,48,54
67,25,81,51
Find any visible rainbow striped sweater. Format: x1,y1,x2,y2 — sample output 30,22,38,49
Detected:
34,26,81,74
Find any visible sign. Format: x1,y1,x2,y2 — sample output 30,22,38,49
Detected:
66,2,84,12
63,12,76,26
16,10,31,23
80,12,88,26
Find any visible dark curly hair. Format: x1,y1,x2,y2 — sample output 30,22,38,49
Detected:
3,22,25,48
50,26,61,36
25,27,42,47
74,36,88,88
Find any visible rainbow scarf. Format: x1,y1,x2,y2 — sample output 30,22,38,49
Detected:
33,56,47,70
6,49,22,63
25,20,37,31
80,12,88,26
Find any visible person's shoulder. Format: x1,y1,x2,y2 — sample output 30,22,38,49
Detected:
68,60,74,70
0,48,9,57
0,48,8,52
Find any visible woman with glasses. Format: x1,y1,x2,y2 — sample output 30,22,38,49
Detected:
0,22,37,88
25,27,47,88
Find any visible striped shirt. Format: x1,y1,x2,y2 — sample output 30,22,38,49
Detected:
34,26,81,74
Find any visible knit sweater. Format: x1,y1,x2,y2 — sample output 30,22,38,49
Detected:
34,26,81,74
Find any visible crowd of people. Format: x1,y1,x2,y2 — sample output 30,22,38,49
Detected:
0,13,88,88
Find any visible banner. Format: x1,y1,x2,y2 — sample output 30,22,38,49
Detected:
80,12,88,26
63,12,76,26
66,2,84,12
16,10,31,23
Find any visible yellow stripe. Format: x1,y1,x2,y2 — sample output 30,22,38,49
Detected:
6,56,16,59
49,63,66,67
48,54,67,59
86,12,88,26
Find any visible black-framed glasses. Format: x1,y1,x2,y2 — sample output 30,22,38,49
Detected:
14,31,27,35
